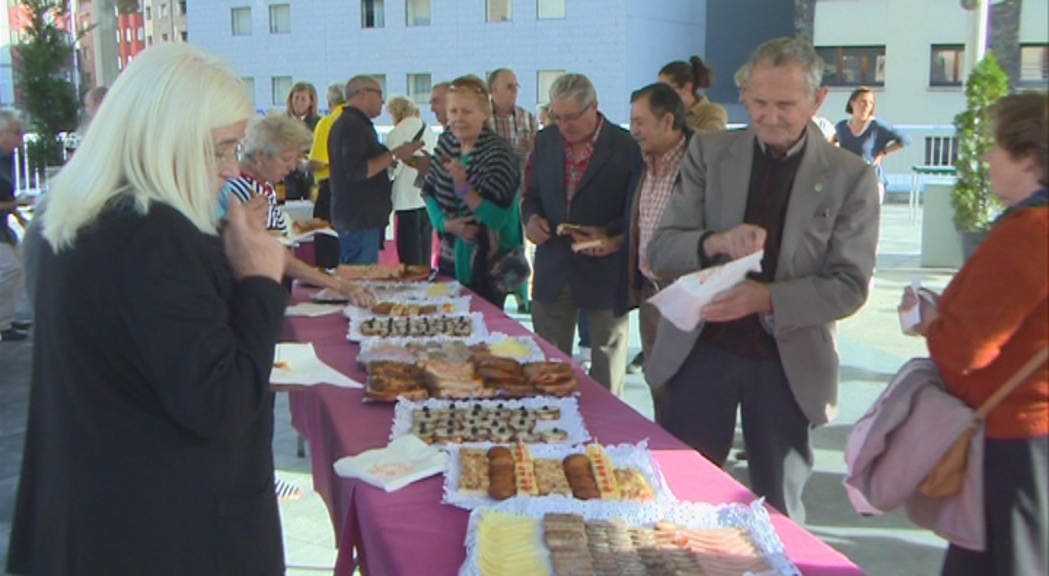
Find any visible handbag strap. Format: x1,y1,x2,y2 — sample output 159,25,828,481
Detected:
975,346,1049,419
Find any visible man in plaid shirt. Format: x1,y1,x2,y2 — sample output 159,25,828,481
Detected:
488,68,538,313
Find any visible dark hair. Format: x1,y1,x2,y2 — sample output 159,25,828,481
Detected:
659,56,714,93
992,91,1049,186
486,68,512,91
630,83,687,132
845,87,875,114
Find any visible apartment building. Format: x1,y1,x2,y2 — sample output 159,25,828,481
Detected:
188,0,709,123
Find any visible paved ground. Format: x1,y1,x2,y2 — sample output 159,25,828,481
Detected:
0,204,957,575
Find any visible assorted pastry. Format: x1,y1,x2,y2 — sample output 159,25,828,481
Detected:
363,357,577,402
364,361,429,402
368,301,458,317
407,403,569,444
474,511,772,576
456,444,655,502
358,315,474,338
335,263,432,281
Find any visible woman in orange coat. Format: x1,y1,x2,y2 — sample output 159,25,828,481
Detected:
904,92,1048,576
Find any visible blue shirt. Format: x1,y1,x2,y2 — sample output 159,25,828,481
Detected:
834,118,911,184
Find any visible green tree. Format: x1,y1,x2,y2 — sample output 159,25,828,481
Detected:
951,52,1010,231
15,0,80,168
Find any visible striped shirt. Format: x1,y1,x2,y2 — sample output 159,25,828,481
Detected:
638,136,687,280
422,128,520,268
222,173,288,232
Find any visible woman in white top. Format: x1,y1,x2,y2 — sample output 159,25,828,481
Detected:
386,96,438,266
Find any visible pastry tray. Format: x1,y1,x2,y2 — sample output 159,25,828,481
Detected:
344,296,473,319
361,280,463,299
347,311,488,343
459,498,800,576
358,332,546,364
442,441,673,510
390,396,590,446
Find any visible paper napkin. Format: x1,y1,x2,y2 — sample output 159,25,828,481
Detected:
648,250,764,332
284,302,345,317
270,342,363,388
333,435,448,492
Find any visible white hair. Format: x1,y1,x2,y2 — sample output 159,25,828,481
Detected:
741,37,824,98
549,73,597,109
43,43,253,250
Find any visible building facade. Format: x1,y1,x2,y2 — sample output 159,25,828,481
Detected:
188,0,708,124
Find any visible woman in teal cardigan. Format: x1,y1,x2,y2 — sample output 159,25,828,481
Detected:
422,75,522,308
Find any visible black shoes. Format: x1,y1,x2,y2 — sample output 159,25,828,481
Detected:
1,328,28,342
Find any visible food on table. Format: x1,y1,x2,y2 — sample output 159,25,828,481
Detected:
421,361,490,398
555,222,590,236
510,444,538,496
335,263,432,281
358,315,474,338
487,338,533,360
563,453,600,500
474,356,533,396
586,444,621,501
364,361,428,402
272,360,290,370
424,283,454,297
522,362,578,397
476,511,550,576
613,468,656,503
487,446,517,500
368,301,457,316
533,459,572,497
409,403,568,444
458,447,490,497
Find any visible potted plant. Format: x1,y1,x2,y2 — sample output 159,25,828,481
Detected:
951,52,1010,260
15,0,81,175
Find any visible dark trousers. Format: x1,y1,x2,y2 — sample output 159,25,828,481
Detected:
395,208,432,267
659,340,813,522
941,434,1049,576
312,180,339,269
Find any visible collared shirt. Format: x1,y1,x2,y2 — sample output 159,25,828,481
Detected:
308,105,344,182
638,136,687,280
222,171,288,232
328,105,394,231
563,115,605,214
488,105,537,172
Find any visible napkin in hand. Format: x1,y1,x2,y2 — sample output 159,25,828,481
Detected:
648,250,764,332
333,435,448,492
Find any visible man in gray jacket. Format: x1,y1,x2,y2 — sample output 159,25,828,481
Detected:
646,37,880,521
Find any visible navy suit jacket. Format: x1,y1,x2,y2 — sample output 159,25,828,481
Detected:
521,117,642,311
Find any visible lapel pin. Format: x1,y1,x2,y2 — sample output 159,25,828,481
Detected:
815,183,824,193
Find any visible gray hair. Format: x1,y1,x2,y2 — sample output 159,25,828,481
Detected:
345,75,379,99
741,37,824,97
326,82,346,107
549,73,596,109
486,68,513,91
242,112,312,162
0,108,21,132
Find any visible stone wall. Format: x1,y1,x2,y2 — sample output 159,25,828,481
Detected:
990,0,1022,87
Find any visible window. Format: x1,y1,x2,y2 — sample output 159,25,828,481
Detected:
231,7,252,36
145,6,151,20
243,77,256,107
817,46,886,87
181,31,188,42
125,28,131,42
361,0,385,28
147,35,153,45
538,0,565,19
406,0,430,26
272,76,293,106
487,0,512,22
161,33,168,41
161,4,169,18
537,70,565,103
1019,45,1048,85
179,0,187,15
930,45,964,87
924,136,958,168
137,27,144,42
269,4,291,34
407,73,432,105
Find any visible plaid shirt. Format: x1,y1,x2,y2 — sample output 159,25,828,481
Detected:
563,116,605,215
638,136,687,280
488,105,537,173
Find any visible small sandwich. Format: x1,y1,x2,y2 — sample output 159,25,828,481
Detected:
570,237,606,253
555,222,590,236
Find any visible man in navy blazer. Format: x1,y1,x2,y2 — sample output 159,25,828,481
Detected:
522,73,642,396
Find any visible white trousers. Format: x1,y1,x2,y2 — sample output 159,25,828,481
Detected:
0,242,25,330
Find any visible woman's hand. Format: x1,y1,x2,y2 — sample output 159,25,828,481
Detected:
444,158,469,190
444,217,479,243
337,280,375,308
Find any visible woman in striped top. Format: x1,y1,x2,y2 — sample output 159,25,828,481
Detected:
222,113,373,305
422,75,522,308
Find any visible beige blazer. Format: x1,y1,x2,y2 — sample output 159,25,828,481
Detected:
645,124,881,426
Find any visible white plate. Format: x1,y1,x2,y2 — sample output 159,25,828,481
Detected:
442,441,674,510
390,396,590,446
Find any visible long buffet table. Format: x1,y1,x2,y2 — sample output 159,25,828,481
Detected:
283,285,863,576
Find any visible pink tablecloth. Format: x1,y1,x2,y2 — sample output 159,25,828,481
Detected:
284,287,862,576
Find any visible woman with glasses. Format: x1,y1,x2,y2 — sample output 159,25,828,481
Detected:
7,44,289,575
221,113,374,306
422,75,522,308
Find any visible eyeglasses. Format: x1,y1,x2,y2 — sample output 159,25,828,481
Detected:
361,87,384,98
214,141,243,164
548,102,594,124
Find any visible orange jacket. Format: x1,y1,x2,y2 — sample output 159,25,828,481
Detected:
927,206,1048,439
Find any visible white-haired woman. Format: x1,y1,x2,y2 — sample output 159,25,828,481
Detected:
7,44,287,576
386,95,438,266
221,113,373,306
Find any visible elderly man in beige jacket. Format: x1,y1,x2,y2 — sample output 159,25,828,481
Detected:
646,37,880,522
